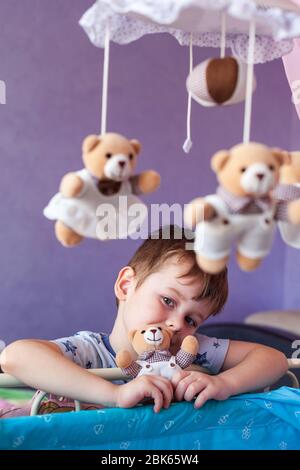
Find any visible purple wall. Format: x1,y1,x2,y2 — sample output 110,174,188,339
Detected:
283,111,300,310
0,0,297,345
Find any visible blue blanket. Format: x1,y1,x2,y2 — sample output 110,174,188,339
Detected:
1,387,300,450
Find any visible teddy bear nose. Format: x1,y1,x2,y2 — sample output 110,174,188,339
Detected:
118,161,126,168
256,173,265,180
150,329,157,334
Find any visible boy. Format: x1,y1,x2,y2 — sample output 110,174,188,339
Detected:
0,226,288,413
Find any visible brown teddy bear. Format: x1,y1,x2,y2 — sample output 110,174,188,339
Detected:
44,133,160,246
116,325,199,380
184,142,299,274
274,151,300,248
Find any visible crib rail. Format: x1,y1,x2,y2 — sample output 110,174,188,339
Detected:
0,364,209,389
0,367,128,388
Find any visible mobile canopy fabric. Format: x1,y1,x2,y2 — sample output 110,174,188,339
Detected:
80,0,300,63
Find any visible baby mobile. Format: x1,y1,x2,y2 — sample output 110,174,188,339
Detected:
44,0,300,271
182,7,300,274
44,19,161,246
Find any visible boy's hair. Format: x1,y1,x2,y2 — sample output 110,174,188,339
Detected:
119,225,228,316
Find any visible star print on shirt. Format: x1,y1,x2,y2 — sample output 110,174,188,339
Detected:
194,352,210,367
213,341,220,348
89,333,101,344
62,340,77,356
85,361,92,369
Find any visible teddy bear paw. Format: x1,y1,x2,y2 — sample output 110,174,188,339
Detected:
196,254,228,274
181,336,199,355
236,251,262,271
116,350,133,369
55,221,83,247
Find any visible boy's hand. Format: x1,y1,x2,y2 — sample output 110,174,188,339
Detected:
116,375,173,413
171,370,232,409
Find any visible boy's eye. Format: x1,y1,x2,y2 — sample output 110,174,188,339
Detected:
162,296,175,308
185,316,196,327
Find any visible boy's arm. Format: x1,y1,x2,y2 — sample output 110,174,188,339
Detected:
172,340,288,409
0,340,173,412
0,339,118,406
219,340,289,394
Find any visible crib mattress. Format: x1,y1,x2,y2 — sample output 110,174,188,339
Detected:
1,387,300,450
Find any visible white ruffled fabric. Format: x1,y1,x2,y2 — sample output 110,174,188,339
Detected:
79,0,300,63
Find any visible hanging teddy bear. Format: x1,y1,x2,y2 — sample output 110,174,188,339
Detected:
184,142,300,274
274,151,300,249
44,133,160,246
116,325,199,380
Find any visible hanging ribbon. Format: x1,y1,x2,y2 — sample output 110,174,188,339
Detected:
101,23,110,136
220,12,227,59
243,18,256,144
183,33,194,154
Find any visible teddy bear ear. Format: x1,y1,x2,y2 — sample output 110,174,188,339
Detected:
211,150,230,173
82,135,101,154
271,148,291,167
130,139,141,155
128,329,137,342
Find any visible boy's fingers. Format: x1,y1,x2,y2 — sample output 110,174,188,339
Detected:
194,386,214,409
184,380,208,402
150,376,173,408
174,375,198,401
171,370,189,388
148,386,164,413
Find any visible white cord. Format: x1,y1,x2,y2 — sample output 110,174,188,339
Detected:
183,33,193,154
220,12,227,58
243,18,256,144
101,23,110,136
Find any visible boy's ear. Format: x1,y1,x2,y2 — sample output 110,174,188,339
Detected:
114,266,136,302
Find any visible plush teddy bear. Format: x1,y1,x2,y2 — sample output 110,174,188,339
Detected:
274,151,300,248
184,142,299,274
44,133,160,246
116,325,199,380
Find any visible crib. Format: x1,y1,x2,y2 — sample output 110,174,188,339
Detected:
1,333,300,450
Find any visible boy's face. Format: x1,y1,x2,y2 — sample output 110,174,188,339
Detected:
117,256,212,354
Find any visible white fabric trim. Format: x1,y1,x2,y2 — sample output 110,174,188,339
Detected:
79,0,300,63
43,169,148,240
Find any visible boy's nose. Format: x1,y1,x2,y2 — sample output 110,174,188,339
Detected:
165,319,183,332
